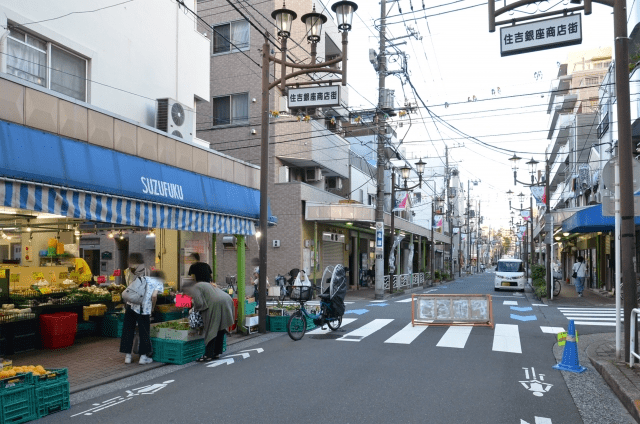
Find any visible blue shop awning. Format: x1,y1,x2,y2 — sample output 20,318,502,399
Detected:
562,202,640,233
0,119,276,234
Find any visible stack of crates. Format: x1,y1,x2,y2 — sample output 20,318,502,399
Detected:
33,369,70,419
0,373,36,424
101,313,124,338
150,334,227,365
267,315,315,332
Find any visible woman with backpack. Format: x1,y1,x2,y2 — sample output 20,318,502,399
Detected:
120,253,163,365
572,256,586,297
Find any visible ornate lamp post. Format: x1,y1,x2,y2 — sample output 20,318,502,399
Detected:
388,159,425,293
258,1,357,333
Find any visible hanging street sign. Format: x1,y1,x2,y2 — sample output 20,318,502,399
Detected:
500,14,582,57
287,85,341,108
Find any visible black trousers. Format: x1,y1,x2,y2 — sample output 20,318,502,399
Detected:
205,330,226,357
120,305,152,356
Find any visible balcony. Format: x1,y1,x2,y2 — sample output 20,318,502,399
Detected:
546,114,572,163
550,182,565,209
547,76,572,114
549,145,569,188
547,94,578,139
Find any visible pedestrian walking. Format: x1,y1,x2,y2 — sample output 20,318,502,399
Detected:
184,281,234,362
572,256,586,297
120,254,163,364
188,252,213,283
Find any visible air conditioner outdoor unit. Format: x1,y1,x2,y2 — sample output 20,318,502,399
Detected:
156,98,194,141
327,176,343,190
305,167,322,182
578,164,590,189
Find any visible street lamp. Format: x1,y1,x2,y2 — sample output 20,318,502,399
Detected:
331,0,358,31
388,159,426,293
257,1,358,332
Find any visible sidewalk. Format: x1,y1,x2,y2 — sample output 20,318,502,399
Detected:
540,281,616,307
6,331,251,394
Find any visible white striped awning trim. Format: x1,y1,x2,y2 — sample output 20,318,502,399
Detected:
0,180,255,235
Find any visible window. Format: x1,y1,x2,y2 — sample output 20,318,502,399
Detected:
6,27,87,101
213,21,249,54
585,76,599,86
212,93,249,126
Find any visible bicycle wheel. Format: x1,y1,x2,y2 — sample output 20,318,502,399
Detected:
327,315,342,331
287,310,307,341
553,280,561,297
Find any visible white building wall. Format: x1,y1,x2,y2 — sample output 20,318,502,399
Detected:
0,0,210,128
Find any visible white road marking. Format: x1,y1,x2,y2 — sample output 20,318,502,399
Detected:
306,318,357,335
540,326,565,334
573,321,616,326
384,322,428,344
503,301,518,305
535,418,552,424
492,324,522,353
436,326,473,349
395,298,413,303
558,308,622,311
531,304,548,306
337,319,393,342
369,300,385,303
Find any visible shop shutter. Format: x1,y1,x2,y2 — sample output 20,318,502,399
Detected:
322,240,344,270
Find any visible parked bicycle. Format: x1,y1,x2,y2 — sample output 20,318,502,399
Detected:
274,268,300,301
286,265,347,341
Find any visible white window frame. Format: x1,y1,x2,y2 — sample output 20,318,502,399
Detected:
6,26,88,102
211,92,250,127
212,20,250,56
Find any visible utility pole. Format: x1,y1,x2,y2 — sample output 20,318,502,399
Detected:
374,0,387,299
477,200,481,273
445,146,453,277
431,182,436,284
545,155,551,299
467,180,471,274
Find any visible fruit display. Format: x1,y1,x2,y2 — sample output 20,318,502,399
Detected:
106,284,125,293
0,365,48,378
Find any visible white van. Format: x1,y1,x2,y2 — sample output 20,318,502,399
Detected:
494,259,526,291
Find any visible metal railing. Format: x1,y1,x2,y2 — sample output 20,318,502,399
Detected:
630,308,640,367
383,272,427,290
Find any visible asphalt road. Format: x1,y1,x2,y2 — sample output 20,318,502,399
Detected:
41,273,633,424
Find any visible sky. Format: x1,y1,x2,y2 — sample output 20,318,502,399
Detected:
318,0,616,230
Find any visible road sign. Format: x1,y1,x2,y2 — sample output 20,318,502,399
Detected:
500,14,582,57
601,157,640,192
287,86,340,108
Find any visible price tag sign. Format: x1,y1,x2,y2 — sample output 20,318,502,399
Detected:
32,272,45,280
10,273,19,283
0,270,5,279
109,276,115,281
49,272,57,283
38,287,52,295
112,293,121,302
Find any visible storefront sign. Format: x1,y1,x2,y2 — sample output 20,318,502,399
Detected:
0,270,5,279
10,273,19,283
500,14,582,57
141,177,184,200
287,86,341,108
32,272,44,280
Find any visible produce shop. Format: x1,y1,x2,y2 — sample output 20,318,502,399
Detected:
0,122,275,368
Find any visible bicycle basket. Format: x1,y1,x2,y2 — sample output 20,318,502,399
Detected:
290,286,313,301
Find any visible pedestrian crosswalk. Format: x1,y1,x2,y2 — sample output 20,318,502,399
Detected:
558,307,636,327
303,318,563,353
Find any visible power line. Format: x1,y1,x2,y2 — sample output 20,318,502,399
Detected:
16,0,135,26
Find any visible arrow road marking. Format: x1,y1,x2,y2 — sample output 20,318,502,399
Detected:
206,358,235,367
240,348,264,354
521,418,552,424
504,301,518,306
225,352,250,359
344,309,369,315
510,306,533,312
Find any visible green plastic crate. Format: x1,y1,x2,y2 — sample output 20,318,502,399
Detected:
35,379,69,418
101,315,123,338
151,338,205,365
268,314,315,332
153,311,186,323
245,302,257,315
77,321,98,337
0,374,36,424
32,369,68,388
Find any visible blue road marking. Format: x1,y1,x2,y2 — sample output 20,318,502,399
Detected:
510,306,533,312
510,314,537,322
366,303,388,307
344,309,369,315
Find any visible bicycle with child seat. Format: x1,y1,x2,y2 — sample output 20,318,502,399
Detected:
286,265,347,341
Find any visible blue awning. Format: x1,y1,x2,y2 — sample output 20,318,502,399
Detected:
562,202,640,233
0,119,276,234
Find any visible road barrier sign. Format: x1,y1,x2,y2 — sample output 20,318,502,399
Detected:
411,294,494,328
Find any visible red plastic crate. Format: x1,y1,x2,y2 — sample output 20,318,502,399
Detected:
41,333,76,350
39,313,77,337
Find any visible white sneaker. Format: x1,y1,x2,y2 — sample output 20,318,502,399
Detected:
139,355,153,365
124,354,132,364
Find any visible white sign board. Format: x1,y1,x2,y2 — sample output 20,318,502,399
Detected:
500,14,582,57
375,222,384,253
287,86,340,108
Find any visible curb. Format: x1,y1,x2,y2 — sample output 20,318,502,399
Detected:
586,342,640,423
69,332,264,394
